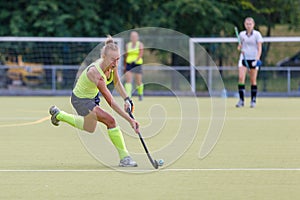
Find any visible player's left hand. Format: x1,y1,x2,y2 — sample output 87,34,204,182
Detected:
252,60,262,67
124,97,134,113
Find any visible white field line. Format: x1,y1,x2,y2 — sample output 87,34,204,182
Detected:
1,168,300,172
0,116,298,128
1,117,300,121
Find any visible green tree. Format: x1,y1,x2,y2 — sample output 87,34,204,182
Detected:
1,0,299,37
0,0,299,66
143,0,238,36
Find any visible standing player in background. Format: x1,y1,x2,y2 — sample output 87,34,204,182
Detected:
49,36,139,167
236,17,263,108
124,31,144,101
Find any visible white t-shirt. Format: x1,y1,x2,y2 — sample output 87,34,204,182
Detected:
239,30,263,60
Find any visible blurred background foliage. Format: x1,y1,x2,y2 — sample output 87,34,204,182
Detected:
0,0,298,37
0,0,299,66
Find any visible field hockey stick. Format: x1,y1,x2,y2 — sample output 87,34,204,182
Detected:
127,110,159,169
234,27,250,70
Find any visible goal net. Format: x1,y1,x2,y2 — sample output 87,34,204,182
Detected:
0,37,123,90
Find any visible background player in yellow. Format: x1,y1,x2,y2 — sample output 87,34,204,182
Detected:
49,36,139,167
124,31,144,101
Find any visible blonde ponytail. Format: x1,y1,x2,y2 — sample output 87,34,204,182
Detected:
105,35,114,45
101,35,119,57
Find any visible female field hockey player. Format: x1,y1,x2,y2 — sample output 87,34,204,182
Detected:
49,36,139,167
124,31,144,101
236,17,263,108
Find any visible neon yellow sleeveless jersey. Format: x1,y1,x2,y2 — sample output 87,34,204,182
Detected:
126,41,143,64
73,58,114,99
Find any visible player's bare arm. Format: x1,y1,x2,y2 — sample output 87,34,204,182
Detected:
86,65,101,84
136,42,144,62
97,77,139,133
256,42,262,60
113,69,128,99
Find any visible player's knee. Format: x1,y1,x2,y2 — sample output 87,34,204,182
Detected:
85,128,96,134
105,116,116,129
84,124,97,133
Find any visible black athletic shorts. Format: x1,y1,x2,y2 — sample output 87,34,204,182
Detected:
126,62,142,74
71,92,100,116
242,59,256,69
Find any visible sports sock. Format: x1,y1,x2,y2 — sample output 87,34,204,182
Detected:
108,126,129,159
238,84,245,101
124,83,132,98
56,111,84,130
136,83,144,96
251,85,257,102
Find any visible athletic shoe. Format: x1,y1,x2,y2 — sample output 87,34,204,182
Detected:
250,101,256,108
119,156,138,167
49,106,60,126
235,100,244,108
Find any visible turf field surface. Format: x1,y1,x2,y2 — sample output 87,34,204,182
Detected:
0,97,300,199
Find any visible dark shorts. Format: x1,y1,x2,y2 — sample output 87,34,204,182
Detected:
71,92,100,116
126,62,142,74
242,59,256,69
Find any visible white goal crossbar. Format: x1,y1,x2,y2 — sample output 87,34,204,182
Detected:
0,36,123,43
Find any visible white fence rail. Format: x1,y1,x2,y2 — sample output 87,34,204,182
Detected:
1,65,300,96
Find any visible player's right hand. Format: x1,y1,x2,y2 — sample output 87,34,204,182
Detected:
130,119,139,134
237,44,242,51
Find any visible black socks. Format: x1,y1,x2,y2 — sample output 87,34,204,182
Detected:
238,84,245,101
251,85,257,102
